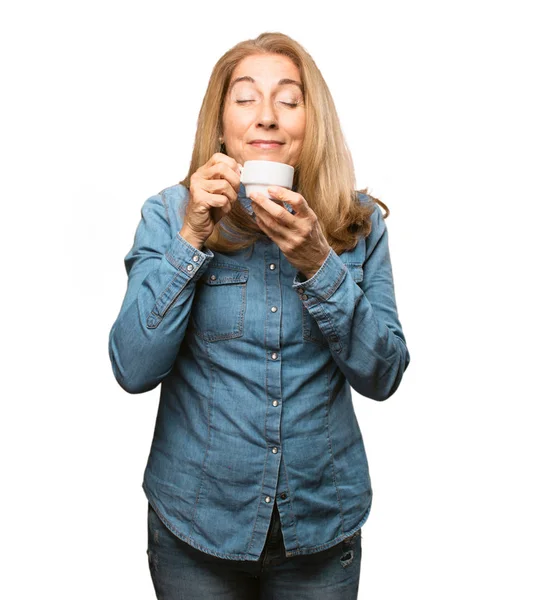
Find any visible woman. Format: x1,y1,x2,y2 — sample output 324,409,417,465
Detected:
109,31,410,600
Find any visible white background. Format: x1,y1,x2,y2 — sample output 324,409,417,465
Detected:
2,0,549,598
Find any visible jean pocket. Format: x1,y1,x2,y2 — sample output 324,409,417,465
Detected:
190,263,249,342
340,528,361,568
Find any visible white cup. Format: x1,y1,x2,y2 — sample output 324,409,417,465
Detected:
240,160,294,202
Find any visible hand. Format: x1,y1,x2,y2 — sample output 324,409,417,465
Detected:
181,153,243,246
250,186,331,280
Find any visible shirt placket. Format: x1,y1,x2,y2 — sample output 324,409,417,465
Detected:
249,243,284,556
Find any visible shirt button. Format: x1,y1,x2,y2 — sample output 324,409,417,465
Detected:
297,288,304,294
271,306,278,312
192,255,200,262
210,274,217,281
265,496,271,503
271,352,278,360
272,447,278,454
269,263,276,270
301,294,308,301
280,493,287,500
186,264,194,271
272,400,279,407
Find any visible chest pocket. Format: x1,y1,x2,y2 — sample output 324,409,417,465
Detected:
190,263,249,342
302,264,364,347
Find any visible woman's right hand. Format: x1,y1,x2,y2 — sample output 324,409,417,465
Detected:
180,153,243,247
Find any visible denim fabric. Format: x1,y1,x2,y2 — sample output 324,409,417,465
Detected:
147,500,362,599
109,182,410,562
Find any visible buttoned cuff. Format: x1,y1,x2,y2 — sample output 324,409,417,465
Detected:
145,235,213,329
165,232,215,280
291,247,347,303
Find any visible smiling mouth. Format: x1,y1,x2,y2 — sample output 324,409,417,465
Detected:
249,142,284,149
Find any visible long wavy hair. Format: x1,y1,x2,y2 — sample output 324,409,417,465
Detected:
178,32,389,255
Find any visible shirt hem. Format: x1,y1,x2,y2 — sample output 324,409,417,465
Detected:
283,501,372,558
142,479,262,561
142,478,372,561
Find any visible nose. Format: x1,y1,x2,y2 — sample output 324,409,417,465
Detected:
256,99,278,129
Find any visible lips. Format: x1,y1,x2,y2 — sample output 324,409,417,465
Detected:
249,140,284,148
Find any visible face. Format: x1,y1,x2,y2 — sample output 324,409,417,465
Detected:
221,53,306,167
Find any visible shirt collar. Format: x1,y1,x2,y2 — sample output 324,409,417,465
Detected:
238,183,297,216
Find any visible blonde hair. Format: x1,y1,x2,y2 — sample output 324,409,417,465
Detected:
178,31,389,255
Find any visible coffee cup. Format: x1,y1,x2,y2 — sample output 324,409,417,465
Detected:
240,160,294,205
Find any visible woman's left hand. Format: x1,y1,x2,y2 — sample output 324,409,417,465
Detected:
250,186,331,280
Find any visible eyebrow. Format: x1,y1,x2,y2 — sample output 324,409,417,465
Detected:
228,76,304,95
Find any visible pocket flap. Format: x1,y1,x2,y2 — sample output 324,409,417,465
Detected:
201,264,249,285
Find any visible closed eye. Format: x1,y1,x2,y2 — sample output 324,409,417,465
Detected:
236,100,299,107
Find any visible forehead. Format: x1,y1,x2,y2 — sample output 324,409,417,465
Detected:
231,54,301,84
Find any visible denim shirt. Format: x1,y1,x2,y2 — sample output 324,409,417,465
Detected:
108,182,410,561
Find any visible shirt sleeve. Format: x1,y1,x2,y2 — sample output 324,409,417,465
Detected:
108,191,214,394
291,203,410,401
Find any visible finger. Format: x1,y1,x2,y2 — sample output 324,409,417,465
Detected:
200,170,240,203
204,193,232,209
209,152,242,177
204,162,241,193
198,181,236,208
253,208,278,236
251,191,292,225
267,186,309,217
251,193,292,238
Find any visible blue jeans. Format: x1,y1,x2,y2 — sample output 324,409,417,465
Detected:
147,502,362,599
